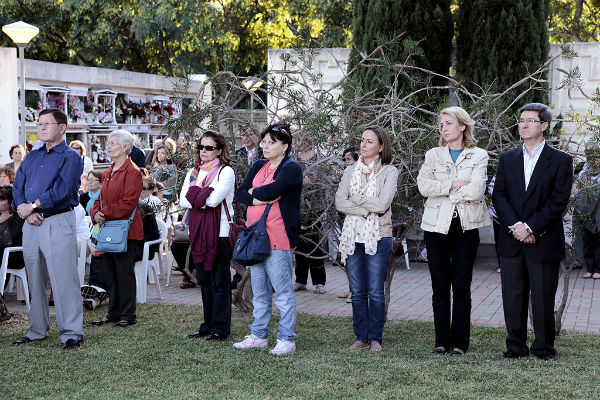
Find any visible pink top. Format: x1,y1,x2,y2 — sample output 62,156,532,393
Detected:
246,161,292,250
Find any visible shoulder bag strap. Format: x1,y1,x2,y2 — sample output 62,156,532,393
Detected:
100,194,137,222
359,165,388,195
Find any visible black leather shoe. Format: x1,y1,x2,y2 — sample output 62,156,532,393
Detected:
114,320,137,327
205,333,228,341
89,318,115,327
63,339,81,350
188,331,210,339
12,336,42,345
534,353,555,362
431,347,447,354
502,350,528,359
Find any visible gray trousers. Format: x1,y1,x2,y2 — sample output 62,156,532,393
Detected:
23,210,84,343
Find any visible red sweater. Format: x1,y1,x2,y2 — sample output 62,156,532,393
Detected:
90,158,143,240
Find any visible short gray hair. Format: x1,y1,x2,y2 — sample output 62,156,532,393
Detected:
109,130,135,155
520,103,552,125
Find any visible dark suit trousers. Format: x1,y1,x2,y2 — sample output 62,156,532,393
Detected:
424,218,479,352
195,238,232,335
500,252,560,357
582,228,600,274
294,229,326,286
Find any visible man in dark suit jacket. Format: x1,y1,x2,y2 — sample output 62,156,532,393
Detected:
492,103,573,361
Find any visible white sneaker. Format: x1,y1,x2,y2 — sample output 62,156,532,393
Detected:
269,339,296,355
233,334,268,349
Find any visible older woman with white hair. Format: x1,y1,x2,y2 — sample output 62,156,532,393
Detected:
417,107,490,356
90,130,143,327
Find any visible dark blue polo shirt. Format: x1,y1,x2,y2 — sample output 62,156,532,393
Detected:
12,141,83,213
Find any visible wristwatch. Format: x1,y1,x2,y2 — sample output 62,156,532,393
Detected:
31,202,38,210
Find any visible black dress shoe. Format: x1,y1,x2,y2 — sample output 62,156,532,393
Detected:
114,320,137,327
502,350,528,359
450,349,465,356
89,318,115,327
205,333,228,341
206,333,229,342
12,336,42,345
534,353,555,362
187,331,210,339
431,347,447,354
63,339,81,350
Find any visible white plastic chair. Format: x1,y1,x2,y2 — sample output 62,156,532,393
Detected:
0,246,29,312
77,241,88,286
134,219,167,303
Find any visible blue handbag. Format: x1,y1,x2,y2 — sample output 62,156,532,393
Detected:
95,196,137,253
232,204,272,266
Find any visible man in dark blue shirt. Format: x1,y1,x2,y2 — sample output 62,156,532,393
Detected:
11,108,85,350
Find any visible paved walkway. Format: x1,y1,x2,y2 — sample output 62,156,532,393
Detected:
4,257,599,333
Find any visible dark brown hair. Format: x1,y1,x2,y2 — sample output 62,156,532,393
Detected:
261,122,293,157
9,144,25,159
0,167,15,184
197,130,230,166
39,108,68,126
87,170,103,184
342,147,359,162
363,125,392,164
0,185,14,206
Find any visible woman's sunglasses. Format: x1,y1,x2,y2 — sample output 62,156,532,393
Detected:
197,145,219,151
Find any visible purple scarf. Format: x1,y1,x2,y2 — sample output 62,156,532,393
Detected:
185,161,222,271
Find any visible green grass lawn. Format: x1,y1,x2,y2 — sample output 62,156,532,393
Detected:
0,304,598,399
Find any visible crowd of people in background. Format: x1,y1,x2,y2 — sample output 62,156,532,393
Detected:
2,101,592,361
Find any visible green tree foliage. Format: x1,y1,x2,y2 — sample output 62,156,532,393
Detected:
456,0,550,109
549,0,600,42
0,0,351,76
346,0,453,103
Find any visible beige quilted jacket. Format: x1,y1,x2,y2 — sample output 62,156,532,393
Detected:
417,146,491,234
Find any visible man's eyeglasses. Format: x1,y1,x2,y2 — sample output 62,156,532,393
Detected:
87,178,100,182
143,187,151,190
37,122,62,127
518,118,543,125
197,145,219,151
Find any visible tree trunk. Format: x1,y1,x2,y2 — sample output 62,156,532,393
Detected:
231,260,253,313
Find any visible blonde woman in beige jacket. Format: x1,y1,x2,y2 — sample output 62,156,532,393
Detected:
417,107,491,357
335,126,398,352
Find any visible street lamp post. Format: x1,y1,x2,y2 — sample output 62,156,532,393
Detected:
242,79,263,125
2,21,39,147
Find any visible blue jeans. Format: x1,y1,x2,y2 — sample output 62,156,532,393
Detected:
250,249,297,341
346,238,393,343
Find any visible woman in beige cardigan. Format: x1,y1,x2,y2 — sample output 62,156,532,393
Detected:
417,106,491,356
335,126,398,352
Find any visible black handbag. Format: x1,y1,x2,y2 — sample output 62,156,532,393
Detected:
232,204,272,266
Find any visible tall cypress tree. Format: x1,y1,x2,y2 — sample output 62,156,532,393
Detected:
456,0,550,107
346,0,453,105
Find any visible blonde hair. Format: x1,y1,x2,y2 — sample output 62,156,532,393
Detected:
438,107,477,148
69,140,87,156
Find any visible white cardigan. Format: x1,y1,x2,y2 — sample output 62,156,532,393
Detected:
179,166,235,237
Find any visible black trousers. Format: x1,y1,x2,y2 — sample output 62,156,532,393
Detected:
500,252,560,357
424,218,479,352
171,241,195,280
88,254,108,290
104,240,139,322
582,228,600,274
295,229,326,286
195,237,232,335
